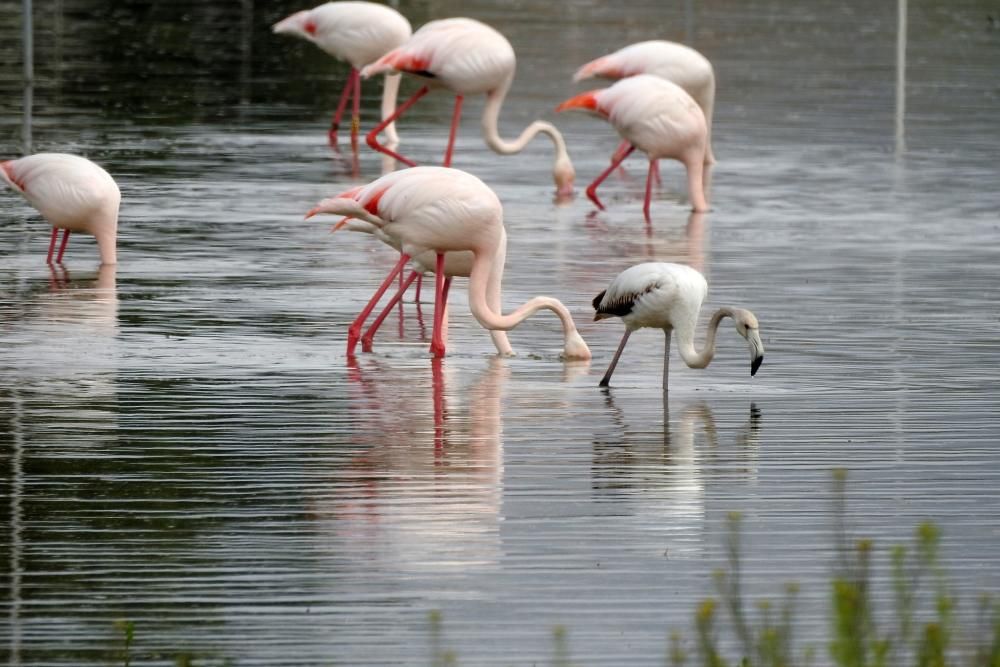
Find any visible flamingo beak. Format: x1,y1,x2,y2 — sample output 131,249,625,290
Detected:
748,329,765,377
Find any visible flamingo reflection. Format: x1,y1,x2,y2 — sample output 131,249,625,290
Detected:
592,395,761,558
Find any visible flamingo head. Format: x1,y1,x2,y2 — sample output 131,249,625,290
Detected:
561,330,592,361
272,10,314,39
553,154,576,199
733,309,764,376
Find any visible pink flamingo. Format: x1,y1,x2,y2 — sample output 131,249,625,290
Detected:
327,216,514,357
556,74,709,221
360,18,575,196
1,153,120,265
574,40,717,165
593,262,764,389
273,2,411,150
305,166,591,360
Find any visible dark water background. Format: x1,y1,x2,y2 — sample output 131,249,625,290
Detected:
1,0,999,664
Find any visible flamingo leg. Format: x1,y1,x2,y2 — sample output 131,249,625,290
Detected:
611,139,631,165
586,145,636,210
429,253,448,357
361,269,420,352
365,85,429,167
643,159,659,223
350,67,362,153
443,95,464,167
598,329,633,387
414,273,423,302
45,227,59,264
346,253,411,357
329,68,357,148
55,230,71,264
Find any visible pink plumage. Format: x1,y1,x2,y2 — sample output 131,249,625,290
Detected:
1,153,121,265
306,167,591,360
359,18,576,196
557,74,709,220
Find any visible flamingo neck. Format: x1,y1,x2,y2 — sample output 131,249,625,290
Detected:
480,77,575,192
675,307,734,369
379,73,402,146
467,247,588,359
93,215,118,265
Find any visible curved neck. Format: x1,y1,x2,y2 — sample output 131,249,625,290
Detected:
480,77,571,165
467,247,580,344
675,307,735,369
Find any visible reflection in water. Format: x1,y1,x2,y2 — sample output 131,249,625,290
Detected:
592,394,762,558
895,0,907,156
314,357,508,576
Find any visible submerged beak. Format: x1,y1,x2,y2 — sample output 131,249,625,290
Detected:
748,329,765,377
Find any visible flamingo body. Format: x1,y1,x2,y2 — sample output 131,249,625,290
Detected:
307,167,591,360
593,262,763,388
366,18,515,94
574,40,715,163
272,1,411,68
557,74,709,216
1,153,120,265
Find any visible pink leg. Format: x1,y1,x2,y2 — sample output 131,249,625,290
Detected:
643,159,659,223
55,230,71,264
611,139,631,164
361,270,420,352
429,253,448,357
329,68,356,148
443,95,464,167
414,274,423,302
431,357,446,451
45,227,59,264
346,253,411,357
586,145,636,210
366,86,429,167
350,68,362,153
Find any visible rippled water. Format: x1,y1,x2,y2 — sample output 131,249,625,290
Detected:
2,0,999,664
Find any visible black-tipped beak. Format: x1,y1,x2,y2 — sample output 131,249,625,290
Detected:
751,355,763,377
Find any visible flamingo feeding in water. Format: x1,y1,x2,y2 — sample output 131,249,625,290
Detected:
273,2,411,150
327,215,514,357
1,153,121,265
305,166,591,360
593,262,763,389
574,40,717,165
360,18,576,197
557,74,709,221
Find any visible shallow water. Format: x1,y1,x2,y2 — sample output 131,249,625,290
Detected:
2,0,1000,664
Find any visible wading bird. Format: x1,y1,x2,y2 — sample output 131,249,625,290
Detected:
306,167,591,360
273,1,412,150
592,262,763,388
1,153,120,265
574,40,716,164
360,18,575,196
557,74,709,220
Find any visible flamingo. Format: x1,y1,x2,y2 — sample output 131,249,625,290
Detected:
328,216,514,357
592,262,763,389
574,40,716,165
360,18,575,196
556,74,709,221
304,166,591,360
1,153,120,265
273,2,411,150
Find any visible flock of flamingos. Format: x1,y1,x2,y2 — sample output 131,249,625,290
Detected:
1,1,765,389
